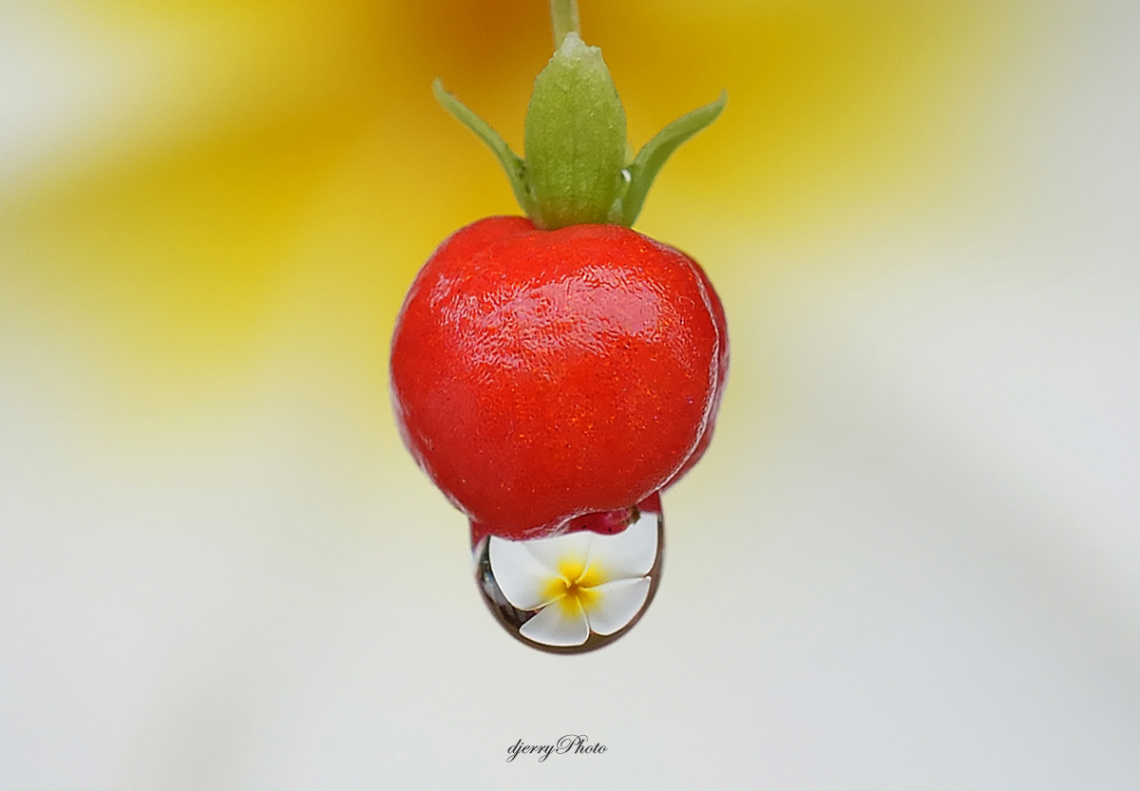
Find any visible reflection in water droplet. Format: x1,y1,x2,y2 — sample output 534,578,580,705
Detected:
473,497,664,653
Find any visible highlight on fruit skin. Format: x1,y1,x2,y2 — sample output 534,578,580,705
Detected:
390,216,727,540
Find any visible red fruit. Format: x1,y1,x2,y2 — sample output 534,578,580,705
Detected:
390,216,728,540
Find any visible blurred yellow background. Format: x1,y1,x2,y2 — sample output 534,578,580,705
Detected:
3,1,1138,788
2,0,1027,427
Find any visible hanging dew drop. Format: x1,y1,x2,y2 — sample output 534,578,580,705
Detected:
472,495,664,653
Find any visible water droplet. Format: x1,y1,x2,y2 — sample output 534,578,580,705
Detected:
472,496,664,653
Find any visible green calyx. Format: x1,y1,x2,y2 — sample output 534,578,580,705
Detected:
434,27,724,230
525,33,626,228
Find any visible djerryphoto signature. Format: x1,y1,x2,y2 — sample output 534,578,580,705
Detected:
506,735,608,763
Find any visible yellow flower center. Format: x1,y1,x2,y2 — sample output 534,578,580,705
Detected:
543,557,606,616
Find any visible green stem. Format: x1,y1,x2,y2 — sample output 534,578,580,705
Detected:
549,0,581,48
434,0,723,228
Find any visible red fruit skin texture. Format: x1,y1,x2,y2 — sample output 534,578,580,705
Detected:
390,216,728,539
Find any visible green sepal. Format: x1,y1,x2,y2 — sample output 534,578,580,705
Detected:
434,47,724,230
619,91,727,226
432,79,537,217
524,33,627,229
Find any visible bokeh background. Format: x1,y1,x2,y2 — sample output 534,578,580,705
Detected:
2,0,1138,788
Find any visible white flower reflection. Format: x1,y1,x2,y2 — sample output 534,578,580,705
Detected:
487,510,658,647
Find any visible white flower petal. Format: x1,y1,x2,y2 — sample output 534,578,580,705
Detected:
583,576,652,636
489,536,562,610
519,599,590,647
587,509,658,581
521,528,595,576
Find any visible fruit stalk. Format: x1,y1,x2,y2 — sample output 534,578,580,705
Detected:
433,2,725,230
549,0,581,47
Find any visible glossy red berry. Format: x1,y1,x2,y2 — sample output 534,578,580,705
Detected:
390,216,728,539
